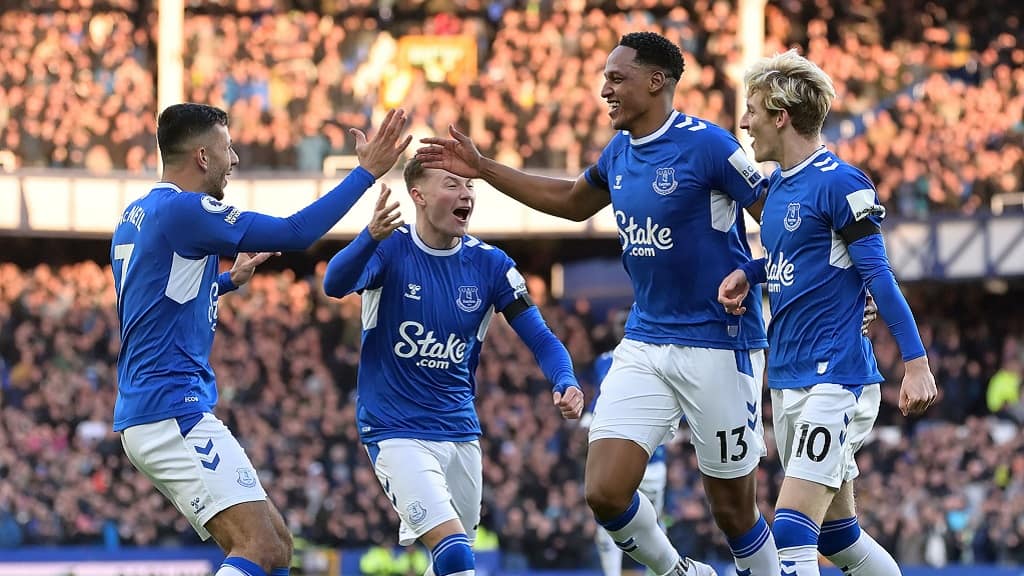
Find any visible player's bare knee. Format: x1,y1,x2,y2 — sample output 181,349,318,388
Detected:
703,473,759,537
708,499,758,537
276,530,294,566
585,481,633,520
216,518,291,570
228,542,280,573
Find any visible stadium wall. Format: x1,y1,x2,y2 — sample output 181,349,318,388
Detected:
2,172,1022,280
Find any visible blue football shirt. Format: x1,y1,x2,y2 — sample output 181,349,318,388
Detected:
759,147,885,389
350,225,530,444
111,183,253,431
586,111,768,350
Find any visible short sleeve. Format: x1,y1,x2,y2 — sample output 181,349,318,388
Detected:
706,130,764,208
493,253,529,313
825,168,886,235
584,135,621,191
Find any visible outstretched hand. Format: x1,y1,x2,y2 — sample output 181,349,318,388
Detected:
229,251,279,287
353,108,413,178
415,125,484,178
368,183,404,241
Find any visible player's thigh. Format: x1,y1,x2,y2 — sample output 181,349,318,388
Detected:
822,386,878,523
776,476,836,526
638,460,668,518
670,347,767,479
823,480,857,523
774,384,860,490
266,497,293,554
588,339,682,457
446,440,483,544
204,500,282,555
367,438,462,547
842,384,881,482
120,413,268,542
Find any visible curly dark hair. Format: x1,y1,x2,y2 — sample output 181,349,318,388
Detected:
619,32,685,81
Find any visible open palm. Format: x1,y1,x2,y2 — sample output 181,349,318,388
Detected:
415,125,483,178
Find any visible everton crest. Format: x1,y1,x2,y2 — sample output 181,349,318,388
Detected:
652,167,678,196
784,202,802,232
456,285,482,312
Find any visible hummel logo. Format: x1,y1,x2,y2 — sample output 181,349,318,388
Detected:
674,116,707,131
404,283,422,300
613,175,623,190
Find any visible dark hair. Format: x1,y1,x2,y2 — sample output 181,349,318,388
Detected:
403,157,428,190
619,32,685,81
157,103,229,163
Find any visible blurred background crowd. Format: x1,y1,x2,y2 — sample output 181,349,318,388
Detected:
0,261,1022,570
1,0,1022,217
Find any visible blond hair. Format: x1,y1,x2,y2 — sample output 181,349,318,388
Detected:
744,49,836,136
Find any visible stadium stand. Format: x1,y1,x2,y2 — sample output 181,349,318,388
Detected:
0,1,1020,215
0,261,1022,570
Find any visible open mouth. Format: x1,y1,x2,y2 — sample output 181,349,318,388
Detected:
608,101,620,115
453,207,470,223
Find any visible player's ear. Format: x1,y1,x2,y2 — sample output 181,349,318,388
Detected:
775,109,789,129
649,69,666,93
408,185,427,207
195,146,209,171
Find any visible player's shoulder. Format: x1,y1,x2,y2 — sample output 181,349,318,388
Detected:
147,184,238,216
803,151,883,216
463,235,519,286
387,223,414,243
462,234,506,259
804,150,872,186
374,223,416,256
665,112,734,146
118,185,183,229
134,183,181,207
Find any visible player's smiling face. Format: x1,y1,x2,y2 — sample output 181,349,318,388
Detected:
601,46,652,132
200,124,238,200
414,168,476,242
740,91,781,163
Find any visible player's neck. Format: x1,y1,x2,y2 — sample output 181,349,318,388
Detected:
779,135,824,172
629,106,675,140
158,166,204,194
414,222,459,250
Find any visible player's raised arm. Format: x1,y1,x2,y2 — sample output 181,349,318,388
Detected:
416,125,610,222
167,109,411,257
323,184,402,298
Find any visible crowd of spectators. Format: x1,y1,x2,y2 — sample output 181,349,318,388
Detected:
1,1,1021,216
0,259,1022,570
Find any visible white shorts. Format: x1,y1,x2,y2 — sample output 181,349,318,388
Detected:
772,383,881,489
639,460,668,518
589,339,767,479
367,438,483,546
120,413,267,540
